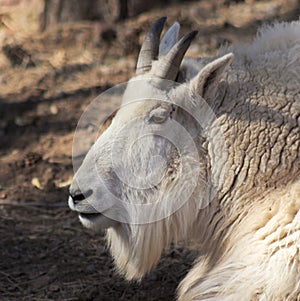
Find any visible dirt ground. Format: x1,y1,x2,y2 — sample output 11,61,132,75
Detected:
0,0,299,300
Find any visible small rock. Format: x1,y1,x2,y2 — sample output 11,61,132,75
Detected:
50,104,58,115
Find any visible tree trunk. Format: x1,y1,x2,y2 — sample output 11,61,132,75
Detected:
39,0,171,32
39,0,121,31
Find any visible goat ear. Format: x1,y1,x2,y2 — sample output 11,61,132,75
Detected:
190,53,233,103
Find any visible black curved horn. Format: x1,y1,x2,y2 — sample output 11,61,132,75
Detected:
136,17,167,75
154,30,198,80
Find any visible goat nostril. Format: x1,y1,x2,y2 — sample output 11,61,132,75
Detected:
70,189,93,204
71,193,85,203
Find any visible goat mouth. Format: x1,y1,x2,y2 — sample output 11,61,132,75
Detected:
79,212,102,219
79,210,118,230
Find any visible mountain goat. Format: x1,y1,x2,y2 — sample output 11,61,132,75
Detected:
69,17,300,300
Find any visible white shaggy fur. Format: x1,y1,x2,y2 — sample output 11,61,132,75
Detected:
69,20,300,300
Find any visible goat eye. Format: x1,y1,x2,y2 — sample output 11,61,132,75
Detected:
147,108,169,124
149,114,168,124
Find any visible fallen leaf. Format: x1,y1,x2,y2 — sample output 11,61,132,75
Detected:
31,177,43,190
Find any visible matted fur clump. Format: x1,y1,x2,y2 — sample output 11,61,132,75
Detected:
69,18,300,301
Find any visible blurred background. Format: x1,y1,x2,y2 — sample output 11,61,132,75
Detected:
0,0,299,300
